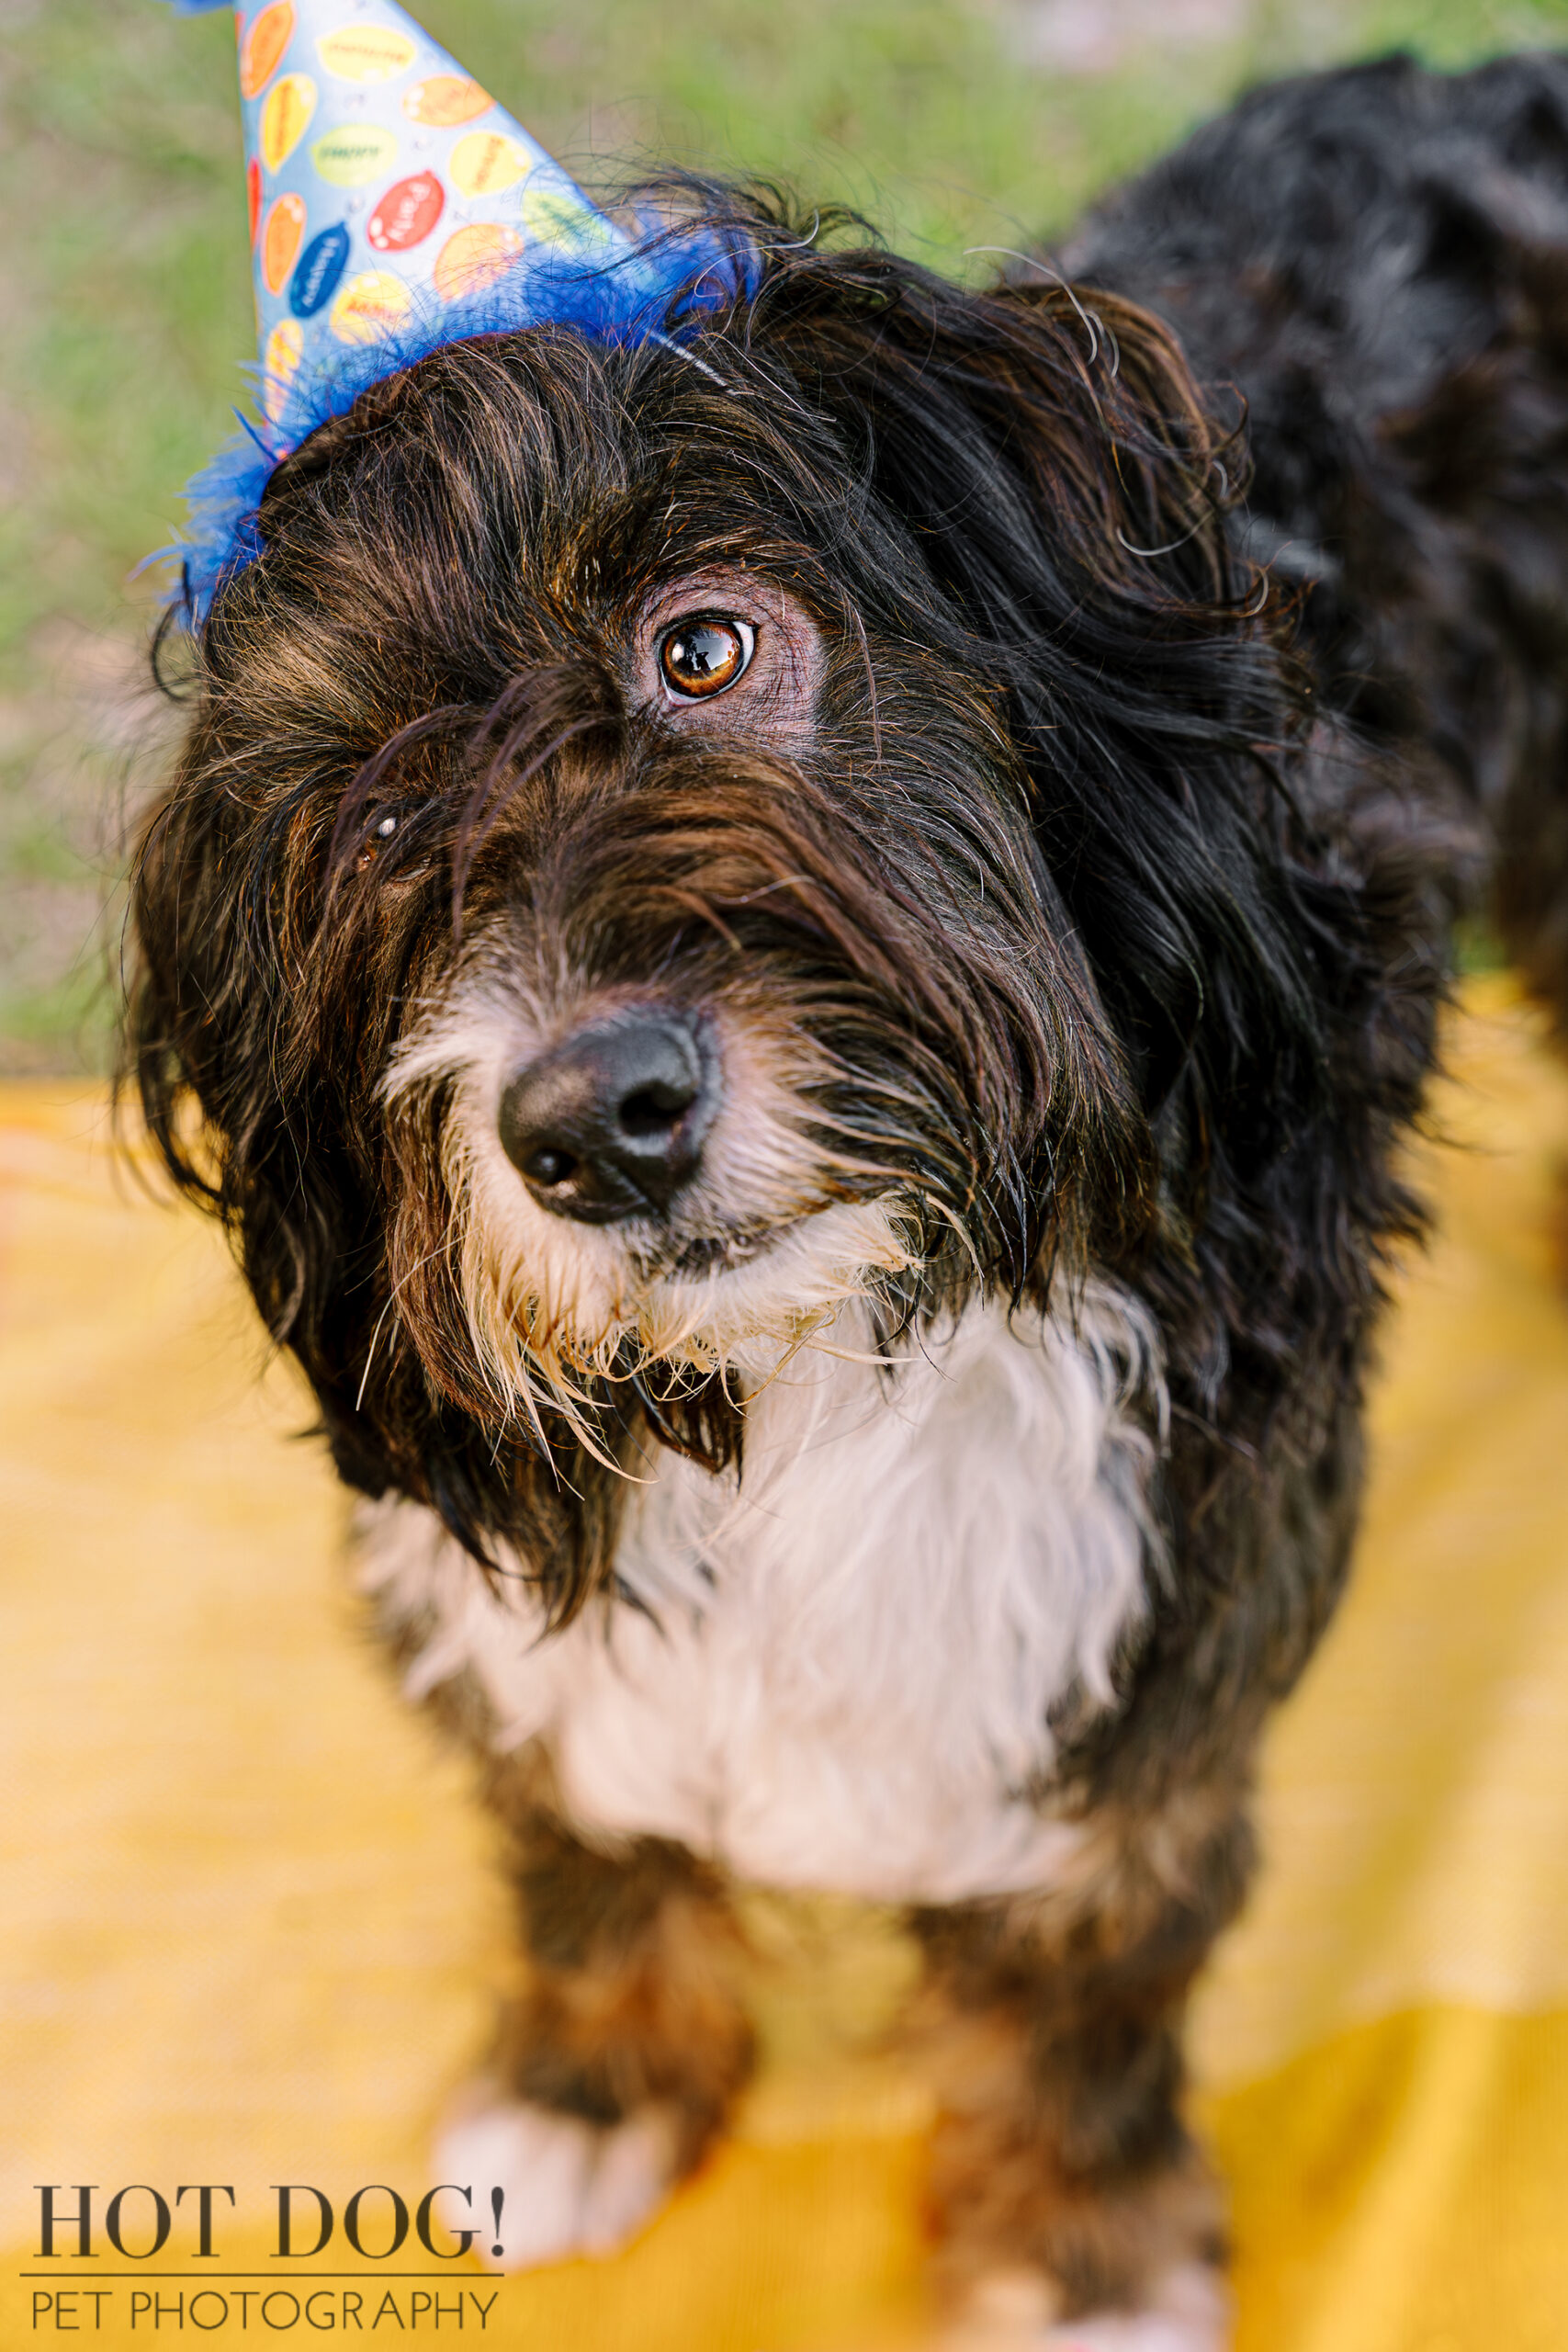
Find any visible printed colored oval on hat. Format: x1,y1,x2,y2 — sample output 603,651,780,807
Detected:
261,192,307,294
317,26,417,85
521,184,617,253
240,1,295,102
288,221,351,318
261,316,305,424
367,173,445,255
433,221,524,301
247,156,264,246
448,130,532,198
330,270,414,345
402,74,492,128
310,122,400,187
260,74,317,174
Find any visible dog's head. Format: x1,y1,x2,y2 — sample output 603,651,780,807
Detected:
129,200,1302,1609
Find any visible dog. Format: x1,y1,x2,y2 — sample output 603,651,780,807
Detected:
125,48,1568,2348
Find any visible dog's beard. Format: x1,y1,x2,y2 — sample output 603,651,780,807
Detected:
382,968,931,1457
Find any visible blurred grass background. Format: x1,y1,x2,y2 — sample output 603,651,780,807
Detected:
1,0,1562,1072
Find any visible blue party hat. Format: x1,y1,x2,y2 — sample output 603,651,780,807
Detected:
163,1,756,616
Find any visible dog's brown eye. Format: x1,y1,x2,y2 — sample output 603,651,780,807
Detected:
659,616,755,700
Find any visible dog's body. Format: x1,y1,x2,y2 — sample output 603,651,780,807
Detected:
129,51,1568,2347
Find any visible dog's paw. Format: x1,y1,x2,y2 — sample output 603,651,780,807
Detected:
1042,2266,1229,2352
434,2092,678,2272
942,2264,1227,2352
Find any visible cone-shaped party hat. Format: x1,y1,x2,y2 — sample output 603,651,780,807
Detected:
163,1,756,616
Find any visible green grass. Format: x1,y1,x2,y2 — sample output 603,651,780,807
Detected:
2,0,1564,1066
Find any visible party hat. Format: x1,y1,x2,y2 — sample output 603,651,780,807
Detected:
163,1,755,616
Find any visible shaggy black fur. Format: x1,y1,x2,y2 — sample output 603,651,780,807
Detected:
124,48,1568,2323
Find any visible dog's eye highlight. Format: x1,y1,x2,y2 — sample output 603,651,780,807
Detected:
659,616,755,700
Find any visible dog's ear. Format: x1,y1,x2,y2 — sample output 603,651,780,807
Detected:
123,765,401,1485
122,766,635,1615
757,262,1318,1137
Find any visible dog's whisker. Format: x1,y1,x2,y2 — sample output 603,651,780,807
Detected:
1115,518,1210,560
355,1239,452,1413
963,245,1101,371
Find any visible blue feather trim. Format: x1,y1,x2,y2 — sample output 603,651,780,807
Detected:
156,228,760,626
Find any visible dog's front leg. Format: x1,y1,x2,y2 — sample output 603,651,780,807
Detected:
910,1800,1250,2349
440,1775,755,2272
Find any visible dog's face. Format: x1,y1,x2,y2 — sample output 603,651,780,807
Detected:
361,379,1074,1415
132,230,1289,1598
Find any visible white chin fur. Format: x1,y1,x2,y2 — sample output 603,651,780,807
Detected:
456,1144,919,1413
434,2093,678,2272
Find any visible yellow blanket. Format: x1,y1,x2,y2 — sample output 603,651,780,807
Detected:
4,975,1566,2350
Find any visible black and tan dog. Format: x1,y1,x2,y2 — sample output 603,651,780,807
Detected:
128,51,1568,2347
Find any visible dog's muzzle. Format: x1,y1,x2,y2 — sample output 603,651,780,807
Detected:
498,1008,717,1223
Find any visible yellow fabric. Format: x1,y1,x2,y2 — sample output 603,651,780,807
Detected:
3,974,1565,2350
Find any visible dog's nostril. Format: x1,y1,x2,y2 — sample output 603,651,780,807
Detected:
618,1080,696,1137
498,1012,716,1225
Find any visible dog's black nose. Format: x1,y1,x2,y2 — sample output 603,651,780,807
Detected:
498,1012,716,1223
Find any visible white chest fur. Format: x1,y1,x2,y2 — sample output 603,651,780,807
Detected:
362,1289,1161,1906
